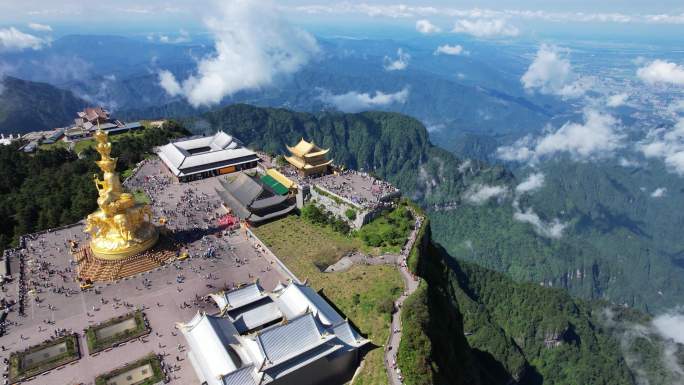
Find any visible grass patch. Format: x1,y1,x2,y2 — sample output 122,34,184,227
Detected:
85,311,150,355
9,334,80,383
132,189,151,204
73,138,96,154
72,128,152,155
39,141,69,151
254,215,403,385
357,203,414,254
397,281,434,385
95,353,163,385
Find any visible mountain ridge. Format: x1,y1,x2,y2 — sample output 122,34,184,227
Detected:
0,76,87,134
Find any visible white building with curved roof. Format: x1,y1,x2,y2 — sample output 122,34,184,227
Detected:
157,131,260,182
178,281,369,385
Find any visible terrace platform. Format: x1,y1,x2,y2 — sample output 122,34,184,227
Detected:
0,159,291,385
75,236,177,282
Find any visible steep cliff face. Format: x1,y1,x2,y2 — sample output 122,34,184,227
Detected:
399,219,637,385
398,220,483,385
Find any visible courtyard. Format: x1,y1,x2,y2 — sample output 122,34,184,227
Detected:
0,159,290,385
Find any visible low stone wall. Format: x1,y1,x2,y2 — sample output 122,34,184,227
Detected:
308,185,396,229
309,185,368,229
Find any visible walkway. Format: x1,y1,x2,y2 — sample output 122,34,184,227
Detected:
384,211,423,385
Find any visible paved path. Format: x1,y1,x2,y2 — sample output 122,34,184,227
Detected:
384,211,423,385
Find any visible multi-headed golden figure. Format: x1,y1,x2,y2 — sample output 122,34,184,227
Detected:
84,128,158,260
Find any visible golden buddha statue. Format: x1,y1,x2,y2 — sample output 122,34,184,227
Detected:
84,128,158,260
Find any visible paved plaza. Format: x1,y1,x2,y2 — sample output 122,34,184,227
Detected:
0,159,290,385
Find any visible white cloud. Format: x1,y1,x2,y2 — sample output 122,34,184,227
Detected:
415,19,440,34
498,110,624,162
607,93,629,107
158,0,319,107
158,70,182,96
434,44,465,56
513,206,567,239
452,18,519,38
668,99,684,114
464,184,508,205
521,44,589,98
27,22,52,32
651,187,667,198
157,29,190,44
637,60,684,86
653,312,684,344
383,48,410,71
318,87,409,112
652,311,684,378
618,157,641,167
288,5,684,26
0,27,48,51
515,172,545,194
426,123,445,132
607,308,684,384
639,117,684,175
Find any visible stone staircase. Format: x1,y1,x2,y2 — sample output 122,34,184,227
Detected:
74,240,176,282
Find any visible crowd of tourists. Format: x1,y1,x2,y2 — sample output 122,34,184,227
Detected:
312,170,399,209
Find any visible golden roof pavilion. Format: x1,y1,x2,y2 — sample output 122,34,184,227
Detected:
285,138,332,176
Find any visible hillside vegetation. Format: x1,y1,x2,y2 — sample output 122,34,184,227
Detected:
253,215,402,385
1,103,674,384
0,77,87,134
398,221,678,385
0,123,188,253
431,157,684,312
183,104,511,206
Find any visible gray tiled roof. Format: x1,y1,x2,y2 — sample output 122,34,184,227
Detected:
257,313,327,365
225,283,264,309
231,301,282,333
276,283,344,327
332,321,368,347
221,365,258,385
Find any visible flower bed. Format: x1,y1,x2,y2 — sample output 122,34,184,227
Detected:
85,310,150,355
9,334,80,384
94,353,164,385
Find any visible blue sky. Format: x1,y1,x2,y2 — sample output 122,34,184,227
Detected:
1,0,684,35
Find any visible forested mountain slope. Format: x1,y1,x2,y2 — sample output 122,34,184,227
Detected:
0,77,87,134
431,157,684,313
402,222,676,385
183,104,511,206
2,104,675,384
185,104,684,312
0,123,189,253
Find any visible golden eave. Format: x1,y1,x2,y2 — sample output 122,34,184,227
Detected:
287,138,329,158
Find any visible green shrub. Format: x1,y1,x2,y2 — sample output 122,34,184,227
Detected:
345,208,357,221
357,205,414,251
300,203,350,235
376,297,395,315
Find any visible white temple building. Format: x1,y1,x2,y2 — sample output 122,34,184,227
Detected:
157,131,260,182
178,281,369,385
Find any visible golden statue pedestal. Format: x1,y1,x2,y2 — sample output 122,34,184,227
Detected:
90,222,159,260
79,127,164,281
75,234,176,282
